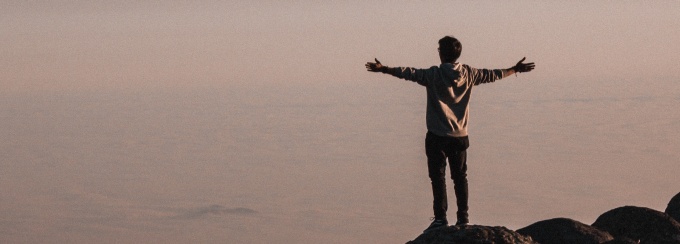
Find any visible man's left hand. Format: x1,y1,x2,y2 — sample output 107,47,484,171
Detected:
365,58,385,72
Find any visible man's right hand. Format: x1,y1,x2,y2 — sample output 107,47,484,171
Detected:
513,57,536,73
365,58,385,72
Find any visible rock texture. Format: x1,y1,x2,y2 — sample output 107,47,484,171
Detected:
602,237,641,244
516,217,613,244
406,225,536,244
406,193,680,244
592,206,680,244
666,192,680,223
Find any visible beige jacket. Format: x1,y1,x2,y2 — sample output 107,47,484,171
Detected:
386,63,510,137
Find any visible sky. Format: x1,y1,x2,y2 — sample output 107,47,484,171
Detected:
2,1,680,243
2,1,679,93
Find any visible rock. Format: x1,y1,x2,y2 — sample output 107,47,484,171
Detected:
666,192,680,223
516,217,613,244
592,206,680,244
602,237,641,244
406,225,537,244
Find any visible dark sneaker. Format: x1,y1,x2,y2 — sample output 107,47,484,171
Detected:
423,218,448,233
456,212,469,226
455,219,469,226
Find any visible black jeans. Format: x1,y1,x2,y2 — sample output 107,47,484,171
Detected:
425,131,469,222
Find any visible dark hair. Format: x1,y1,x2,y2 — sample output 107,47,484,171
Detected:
438,36,462,63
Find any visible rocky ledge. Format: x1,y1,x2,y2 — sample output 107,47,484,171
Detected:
406,192,680,244
407,225,536,244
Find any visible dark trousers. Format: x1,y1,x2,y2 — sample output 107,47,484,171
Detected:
425,131,469,222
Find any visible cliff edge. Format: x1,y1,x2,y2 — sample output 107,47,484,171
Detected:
406,192,680,244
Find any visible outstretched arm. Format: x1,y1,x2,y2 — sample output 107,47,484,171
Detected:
365,58,431,86
503,57,536,76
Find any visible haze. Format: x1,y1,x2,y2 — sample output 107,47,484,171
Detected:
2,1,679,243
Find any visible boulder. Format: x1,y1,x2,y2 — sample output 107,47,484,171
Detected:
516,217,613,244
666,192,680,223
406,225,537,244
602,237,640,244
592,206,680,244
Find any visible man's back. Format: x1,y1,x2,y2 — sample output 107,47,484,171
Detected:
383,62,510,137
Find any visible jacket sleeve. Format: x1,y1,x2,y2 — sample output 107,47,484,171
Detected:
467,66,510,86
385,66,438,87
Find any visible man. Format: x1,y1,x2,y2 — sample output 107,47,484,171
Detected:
365,36,535,232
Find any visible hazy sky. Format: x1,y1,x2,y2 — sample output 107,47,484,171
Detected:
2,2,680,243
2,1,679,92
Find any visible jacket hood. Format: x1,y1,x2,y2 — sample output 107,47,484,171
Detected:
439,63,460,81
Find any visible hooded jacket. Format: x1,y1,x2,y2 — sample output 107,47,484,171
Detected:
386,62,510,137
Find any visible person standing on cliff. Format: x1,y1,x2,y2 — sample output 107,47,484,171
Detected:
365,36,535,232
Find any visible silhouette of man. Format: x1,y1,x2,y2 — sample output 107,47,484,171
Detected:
365,36,535,232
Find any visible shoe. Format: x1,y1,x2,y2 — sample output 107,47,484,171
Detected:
423,218,448,233
456,212,469,226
